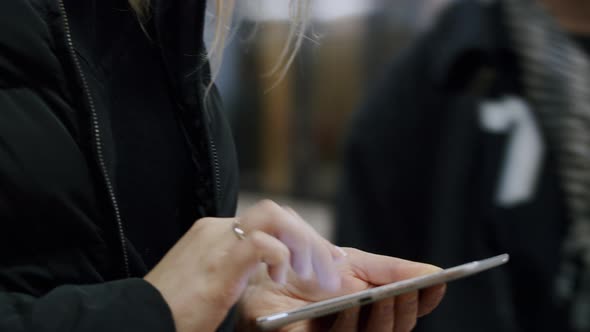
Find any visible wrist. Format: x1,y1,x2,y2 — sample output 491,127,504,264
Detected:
144,275,224,332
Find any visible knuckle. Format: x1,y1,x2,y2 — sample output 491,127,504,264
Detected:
253,200,292,234
257,199,283,219
247,232,289,259
257,199,279,211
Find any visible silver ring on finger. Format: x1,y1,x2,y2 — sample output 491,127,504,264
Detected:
232,220,247,240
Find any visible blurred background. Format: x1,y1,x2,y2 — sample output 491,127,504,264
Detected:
206,0,454,239
204,1,589,331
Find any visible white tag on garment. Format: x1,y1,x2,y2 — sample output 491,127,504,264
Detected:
479,96,545,207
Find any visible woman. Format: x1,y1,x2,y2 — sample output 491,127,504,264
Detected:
0,0,445,331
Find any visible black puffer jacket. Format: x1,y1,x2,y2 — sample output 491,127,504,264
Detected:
0,0,238,331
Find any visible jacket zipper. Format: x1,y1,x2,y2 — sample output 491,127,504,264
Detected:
58,0,131,278
210,138,222,200
203,88,223,208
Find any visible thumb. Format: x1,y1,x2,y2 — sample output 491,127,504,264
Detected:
346,248,441,286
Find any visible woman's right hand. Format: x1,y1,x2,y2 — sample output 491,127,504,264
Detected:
144,200,345,332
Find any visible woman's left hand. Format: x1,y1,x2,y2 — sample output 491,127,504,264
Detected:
239,247,446,332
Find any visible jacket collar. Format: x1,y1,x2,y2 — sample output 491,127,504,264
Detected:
60,0,209,111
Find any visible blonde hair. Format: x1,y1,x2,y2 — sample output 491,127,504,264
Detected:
128,0,310,82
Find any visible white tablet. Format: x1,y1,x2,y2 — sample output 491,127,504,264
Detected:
256,254,509,331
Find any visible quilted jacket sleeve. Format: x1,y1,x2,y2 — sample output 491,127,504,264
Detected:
0,1,177,332
0,279,176,332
